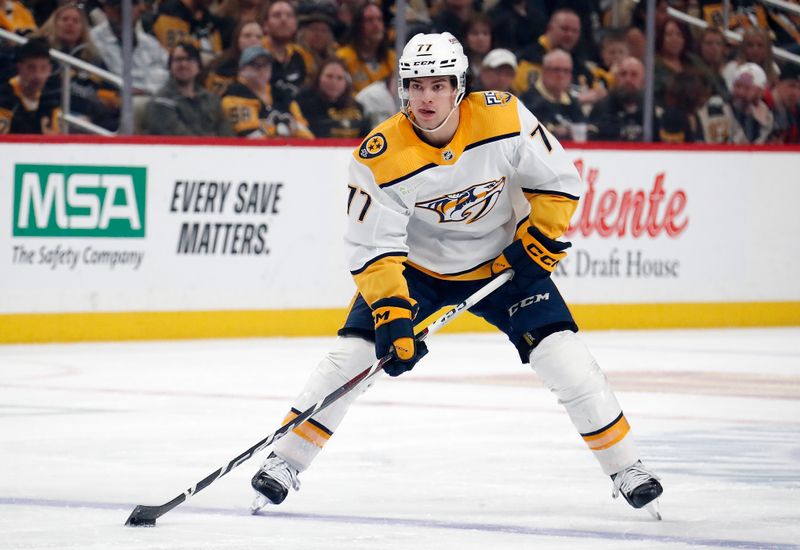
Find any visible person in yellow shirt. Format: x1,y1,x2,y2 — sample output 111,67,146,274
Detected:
335,1,395,93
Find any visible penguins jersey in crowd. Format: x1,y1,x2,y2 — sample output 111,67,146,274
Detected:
221,79,312,138
345,91,582,307
0,76,61,134
151,0,231,56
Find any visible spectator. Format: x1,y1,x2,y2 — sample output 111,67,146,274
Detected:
431,0,473,43
204,19,263,96
90,0,168,96
768,64,800,144
723,27,780,90
463,13,492,86
657,69,710,143
0,38,60,134
262,0,307,103
0,0,37,35
355,71,398,128
653,18,700,106
143,42,232,136
487,0,547,52
335,1,395,93
696,93,737,144
588,56,652,141
34,3,118,130
151,0,234,63
476,48,517,93
295,57,369,138
221,45,312,138
589,29,629,91
729,62,774,144
296,6,338,85
521,48,587,142
696,26,730,100
514,8,594,97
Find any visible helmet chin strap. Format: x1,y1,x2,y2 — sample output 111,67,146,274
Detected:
405,96,462,134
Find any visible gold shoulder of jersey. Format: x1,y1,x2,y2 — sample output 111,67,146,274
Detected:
353,114,433,186
465,92,521,141
353,113,404,163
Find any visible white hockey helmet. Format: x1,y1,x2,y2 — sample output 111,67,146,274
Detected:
398,32,469,116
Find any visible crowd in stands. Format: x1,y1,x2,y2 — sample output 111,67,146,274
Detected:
0,0,798,143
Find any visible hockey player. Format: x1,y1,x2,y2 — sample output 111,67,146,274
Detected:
251,32,664,519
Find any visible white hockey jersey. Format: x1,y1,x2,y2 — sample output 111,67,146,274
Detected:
345,91,582,307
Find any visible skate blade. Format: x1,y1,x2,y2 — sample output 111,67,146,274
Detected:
250,493,270,515
644,499,662,521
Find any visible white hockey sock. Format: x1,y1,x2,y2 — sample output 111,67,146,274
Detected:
529,330,639,475
273,336,377,471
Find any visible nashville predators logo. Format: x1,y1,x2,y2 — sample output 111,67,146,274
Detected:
359,133,387,158
415,177,506,224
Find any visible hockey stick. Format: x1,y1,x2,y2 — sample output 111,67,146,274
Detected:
125,270,513,526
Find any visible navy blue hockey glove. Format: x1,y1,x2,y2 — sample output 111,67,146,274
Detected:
491,226,571,287
372,297,429,377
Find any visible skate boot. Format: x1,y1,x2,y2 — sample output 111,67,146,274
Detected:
250,453,301,513
611,460,663,520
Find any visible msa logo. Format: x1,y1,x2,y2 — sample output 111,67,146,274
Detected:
508,293,550,316
13,164,146,237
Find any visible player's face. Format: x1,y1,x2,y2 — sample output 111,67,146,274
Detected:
407,77,457,130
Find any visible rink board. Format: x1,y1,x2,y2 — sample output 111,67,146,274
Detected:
1,138,798,342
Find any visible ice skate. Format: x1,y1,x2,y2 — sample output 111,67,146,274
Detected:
250,453,300,514
611,460,663,520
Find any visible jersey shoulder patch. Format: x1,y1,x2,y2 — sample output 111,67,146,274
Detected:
352,113,430,187
464,92,521,143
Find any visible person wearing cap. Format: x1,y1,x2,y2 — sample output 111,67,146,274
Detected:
90,0,168,95
143,42,232,136
521,49,587,142
476,48,517,93
729,62,774,144
221,45,312,139
767,64,800,144
0,37,60,134
296,6,338,83
262,0,307,104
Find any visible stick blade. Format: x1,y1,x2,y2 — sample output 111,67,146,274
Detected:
125,505,160,527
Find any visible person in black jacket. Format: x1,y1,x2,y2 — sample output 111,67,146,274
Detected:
0,38,61,134
588,56,655,141
295,58,369,138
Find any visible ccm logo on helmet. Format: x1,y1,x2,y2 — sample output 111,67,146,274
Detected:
413,60,435,65
508,293,550,316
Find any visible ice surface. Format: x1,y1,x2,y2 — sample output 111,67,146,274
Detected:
1,328,798,549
